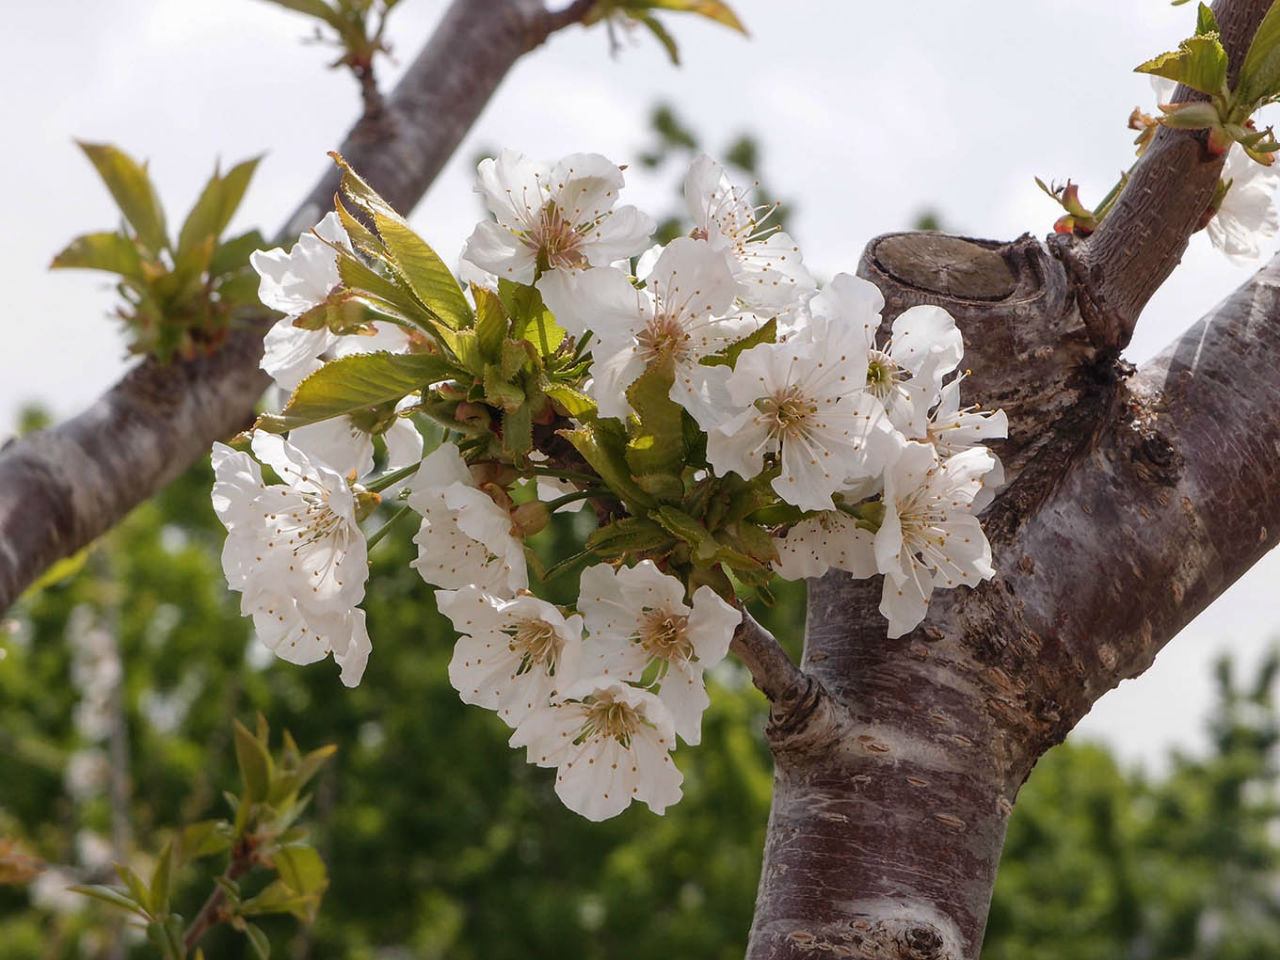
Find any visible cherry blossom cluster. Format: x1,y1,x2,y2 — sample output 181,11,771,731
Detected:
210,149,1006,819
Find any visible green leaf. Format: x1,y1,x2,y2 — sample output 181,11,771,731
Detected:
546,384,596,417
1135,34,1228,97
503,402,534,457
178,156,261,255
638,13,680,64
256,351,458,433
269,744,337,804
210,229,267,278
562,422,655,509
114,864,151,915
76,142,168,254
275,845,329,898
1239,0,1280,105
624,362,686,482
180,820,232,860
331,153,472,330
644,0,747,33
244,921,272,960
239,879,322,921
292,291,380,336
149,841,173,914
68,884,146,916
1196,2,1218,36
233,719,272,805
653,505,716,559
50,231,143,280
473,284,508,360
257,0,343,30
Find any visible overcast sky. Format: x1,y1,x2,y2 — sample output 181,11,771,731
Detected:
4,0,1278,770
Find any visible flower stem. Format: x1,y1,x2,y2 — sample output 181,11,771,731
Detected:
365,504,413,550
365,461,419,493
529,466,600,485
543,488,605,513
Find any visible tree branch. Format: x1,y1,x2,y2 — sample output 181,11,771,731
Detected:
1069,0,1269,350
730,608,804,703
0,0,590,612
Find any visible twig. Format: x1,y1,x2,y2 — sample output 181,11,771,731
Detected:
543,0,598,36
729,608,805,704
182,842,257,953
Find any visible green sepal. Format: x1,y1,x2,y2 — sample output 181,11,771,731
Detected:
1135,33,1228,97
586,517,676,558
635,473,685,502
255,351,457,433
483,364,525,412
291,291,379,335
49,231,143,280
653,505,717,562
701,316,776,368
76,141,168,254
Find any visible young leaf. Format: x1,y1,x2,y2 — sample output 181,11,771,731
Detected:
274,845,329,899
68,884,146,916
244,921,272,960
1135,34,1228,97
114,864,152,915
76,142,168,254
1238,0,1280,106
180,820,232,860
562,422,655,509
645,0,747,33
503,402,534,457
330,153,473,330
50,231,143,280
638,13,680,64
177,156,261,255
701,316,776,367
624,363,686,481
149,841,173,914
256,351,459,433
473,284,508,359
585,516,676,557
239,879,322,921
210,229,267,278
258,0,343,31
233,719,273,805
1196,2,1218,36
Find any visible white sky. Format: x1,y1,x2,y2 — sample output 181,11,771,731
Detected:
4,0,1278,770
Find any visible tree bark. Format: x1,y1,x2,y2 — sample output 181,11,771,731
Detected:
743,7,1278,956
0,0,589,611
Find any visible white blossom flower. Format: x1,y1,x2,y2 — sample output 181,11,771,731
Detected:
211,434,372,685
926,374,1008,511
405,443,528,597
252,213,410,391
437,586,584,727
684,154,815,315
462,149,655,283
509,678,683,821
537,238,749,421
875,443,996,638
577,561,739,746
289,400,423,481
705,336,901,512
810,273,963,439
772,508,878,582
1207,145,1280,265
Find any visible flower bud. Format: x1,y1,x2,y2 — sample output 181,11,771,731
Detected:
510,500,550,537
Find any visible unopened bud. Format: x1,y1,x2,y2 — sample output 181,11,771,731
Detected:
511,500,550,537
454,401,491,427
1158,101,1221,130
353,486,382,522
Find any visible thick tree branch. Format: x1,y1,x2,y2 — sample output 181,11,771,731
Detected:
1071,0,1269,349
0,0,596,612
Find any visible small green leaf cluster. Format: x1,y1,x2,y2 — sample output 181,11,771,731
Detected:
1136,1,1280,161
258,0,401,74
69,716,334,960
584,0,746,65
51,143,264,362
